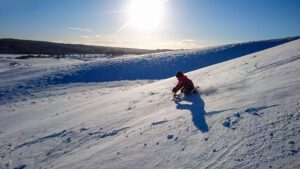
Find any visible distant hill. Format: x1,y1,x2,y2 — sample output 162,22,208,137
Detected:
0,38,171,55
52,36,300,83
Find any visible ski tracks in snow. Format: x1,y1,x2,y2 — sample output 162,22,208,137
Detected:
202,138,245,169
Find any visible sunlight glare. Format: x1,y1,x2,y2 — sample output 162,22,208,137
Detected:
129,0,164,30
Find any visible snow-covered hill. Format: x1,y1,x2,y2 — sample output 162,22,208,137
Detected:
0,37,297,104
0,39,300,169
50,37,299,83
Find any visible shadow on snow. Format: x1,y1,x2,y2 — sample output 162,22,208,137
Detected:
175,94,209,133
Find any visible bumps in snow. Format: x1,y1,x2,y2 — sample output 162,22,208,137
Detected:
222,113,242,130
222,105,279,129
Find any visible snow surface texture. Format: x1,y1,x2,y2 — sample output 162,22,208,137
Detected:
0,39,300,169
0,38,296,104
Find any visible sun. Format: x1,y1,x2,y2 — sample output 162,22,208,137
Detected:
128,0,164,30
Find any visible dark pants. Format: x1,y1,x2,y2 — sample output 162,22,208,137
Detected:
181,88,193,94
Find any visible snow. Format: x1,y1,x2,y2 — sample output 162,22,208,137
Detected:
0,39,300,169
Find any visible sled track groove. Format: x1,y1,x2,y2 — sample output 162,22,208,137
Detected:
201,139,245,169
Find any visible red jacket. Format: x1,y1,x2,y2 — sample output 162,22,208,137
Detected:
173,75,194,93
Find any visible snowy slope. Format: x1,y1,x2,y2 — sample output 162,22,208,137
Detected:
0,39,300,169
0,37,297,104
50,37,299,83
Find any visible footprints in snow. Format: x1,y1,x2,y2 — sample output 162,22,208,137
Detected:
12,126,130,154
222,105,279,129
13,130,69,150
222,113,242,130
167,135,174,140
13,164,27,169
244,105,279,116
3,126,133,168
90,127,130,139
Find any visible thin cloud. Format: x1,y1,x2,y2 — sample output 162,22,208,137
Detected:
80,35,93,39
156,39,207,49
56,34,207,49
68,27,95,33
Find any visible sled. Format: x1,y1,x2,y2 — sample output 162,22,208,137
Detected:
172,86,200,101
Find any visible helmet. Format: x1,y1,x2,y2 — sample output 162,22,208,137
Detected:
176,71,184,78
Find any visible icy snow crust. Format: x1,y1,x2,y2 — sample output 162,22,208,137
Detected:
0,39,300,169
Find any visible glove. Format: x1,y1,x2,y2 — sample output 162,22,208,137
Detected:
172,87,177,93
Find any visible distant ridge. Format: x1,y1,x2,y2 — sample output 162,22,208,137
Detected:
0,37,299,55
51,36,300,83
0,38,171,55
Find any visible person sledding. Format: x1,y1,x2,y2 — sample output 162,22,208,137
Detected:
172,71,195,96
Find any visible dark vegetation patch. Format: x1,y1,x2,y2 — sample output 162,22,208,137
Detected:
0,38,170,55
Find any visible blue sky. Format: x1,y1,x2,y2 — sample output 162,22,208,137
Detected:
0,0,299,49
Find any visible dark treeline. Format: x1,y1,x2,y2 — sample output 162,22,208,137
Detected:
0,38,171,55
